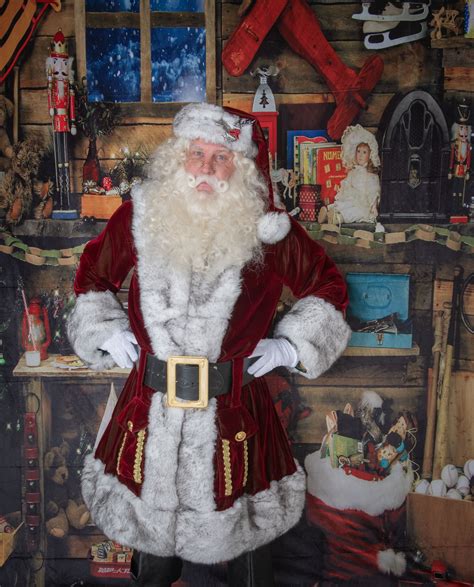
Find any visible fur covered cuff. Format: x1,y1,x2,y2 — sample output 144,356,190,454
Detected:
275,296,351,379
67,290,130,370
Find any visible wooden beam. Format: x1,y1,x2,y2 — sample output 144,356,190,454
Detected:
74,0,87,82
140,0,152,103
206,0,217,103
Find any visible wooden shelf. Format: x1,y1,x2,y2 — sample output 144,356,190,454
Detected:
12,354,130,379
343,344,420,357
431,36,474,49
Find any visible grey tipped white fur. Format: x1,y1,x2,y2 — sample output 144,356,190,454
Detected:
275,296,351,379
66,290,130,370
82,390,306,563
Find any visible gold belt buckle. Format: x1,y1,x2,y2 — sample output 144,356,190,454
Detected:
166,356,209,409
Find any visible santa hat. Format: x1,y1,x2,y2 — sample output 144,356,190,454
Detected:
173,103,258,160
174,103,290,243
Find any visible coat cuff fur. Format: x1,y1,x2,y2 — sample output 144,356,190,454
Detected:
275,296,351,379
67,290,130,370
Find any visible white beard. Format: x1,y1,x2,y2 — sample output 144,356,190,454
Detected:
140,164,265,277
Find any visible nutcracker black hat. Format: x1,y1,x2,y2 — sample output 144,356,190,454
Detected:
456,98,471,124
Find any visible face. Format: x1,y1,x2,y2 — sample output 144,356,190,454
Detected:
184,140,236,193
48,56,68,80
355,143,370,166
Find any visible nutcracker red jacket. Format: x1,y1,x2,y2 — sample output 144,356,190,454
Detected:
67,195,350,564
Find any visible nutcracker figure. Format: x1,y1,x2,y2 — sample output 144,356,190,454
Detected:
46,29,77,218
448,99,472,217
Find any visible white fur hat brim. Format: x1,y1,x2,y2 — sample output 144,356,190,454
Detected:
173,103,258,159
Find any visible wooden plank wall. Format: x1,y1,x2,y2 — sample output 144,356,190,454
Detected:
10,0,474,579
18,0,174,195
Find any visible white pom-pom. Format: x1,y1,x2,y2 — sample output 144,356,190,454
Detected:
446,488,463,500
441,464,459,488
414,479,430,494
428,479,447,497
377,549,406,576
257,212,291,244
463,459,474,480
456,475,470,496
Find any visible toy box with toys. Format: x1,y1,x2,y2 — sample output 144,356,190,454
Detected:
89,540,132,579
305,391,417,581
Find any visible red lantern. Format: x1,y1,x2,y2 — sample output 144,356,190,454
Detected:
22,297,51,360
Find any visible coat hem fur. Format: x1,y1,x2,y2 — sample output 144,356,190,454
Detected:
82,454,306,564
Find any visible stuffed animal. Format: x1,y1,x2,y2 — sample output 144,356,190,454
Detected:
44,441,91,539
0,96,14,171
0,138,43,224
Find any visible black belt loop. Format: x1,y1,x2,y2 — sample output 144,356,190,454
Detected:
143,353,256,402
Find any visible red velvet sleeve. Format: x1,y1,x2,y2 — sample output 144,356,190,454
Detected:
74,201,135,295
274,217,348,313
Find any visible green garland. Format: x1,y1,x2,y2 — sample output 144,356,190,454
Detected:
0,222,473,267
304,223,474,254
0,232,85,266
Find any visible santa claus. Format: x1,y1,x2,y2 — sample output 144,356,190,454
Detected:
67,103,350,586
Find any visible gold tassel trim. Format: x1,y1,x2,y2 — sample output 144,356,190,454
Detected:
116,432,128,477
222,439,232,496
133,429,146,484
243,440,248,487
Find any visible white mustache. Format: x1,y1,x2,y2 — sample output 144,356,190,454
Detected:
187,174,229,193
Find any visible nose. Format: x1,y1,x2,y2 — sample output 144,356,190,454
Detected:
200,155,215,174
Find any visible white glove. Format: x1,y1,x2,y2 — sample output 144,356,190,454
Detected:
99,330,138,369
247,338,298,378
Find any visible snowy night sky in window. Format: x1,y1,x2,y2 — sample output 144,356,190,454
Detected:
86,28,141,102
150,0,204,11
151,27,206,103
86,0,139,11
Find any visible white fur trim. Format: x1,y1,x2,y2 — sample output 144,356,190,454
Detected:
275,296,351,379
305,450,413,516
257,212,291,244
132,184,244,362
82,392,306,563
66,290,129,370
173,103,258,159
377,549,406,576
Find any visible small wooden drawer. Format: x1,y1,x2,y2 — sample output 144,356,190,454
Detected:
81,194,122,220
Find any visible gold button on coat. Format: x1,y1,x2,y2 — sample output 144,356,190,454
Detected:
235,431,246,442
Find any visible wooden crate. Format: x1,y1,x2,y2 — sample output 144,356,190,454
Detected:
80,194,122,220
0,518,24,567
407,493,474,581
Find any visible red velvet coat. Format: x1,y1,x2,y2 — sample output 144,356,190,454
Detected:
69,199,350,563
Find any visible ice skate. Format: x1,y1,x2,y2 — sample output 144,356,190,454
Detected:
353,1,430,22
364,20,428,49
363,18,399,34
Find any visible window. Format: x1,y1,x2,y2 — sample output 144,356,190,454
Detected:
74,0,215,115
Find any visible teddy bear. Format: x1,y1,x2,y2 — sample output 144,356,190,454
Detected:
44,440,90,539
0,95,14,171
0,137,43,225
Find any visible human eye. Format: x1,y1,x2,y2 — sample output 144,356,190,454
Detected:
190,148,204,159
216,152,231,164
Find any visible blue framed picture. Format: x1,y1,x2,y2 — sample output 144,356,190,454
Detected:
286,130,329,169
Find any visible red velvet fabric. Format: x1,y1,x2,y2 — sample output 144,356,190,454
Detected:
306,493,406,580
73,200,348,505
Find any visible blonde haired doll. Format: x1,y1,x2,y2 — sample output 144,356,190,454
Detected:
319,125,381,224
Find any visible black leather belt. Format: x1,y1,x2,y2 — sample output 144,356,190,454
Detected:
143,353,256,402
